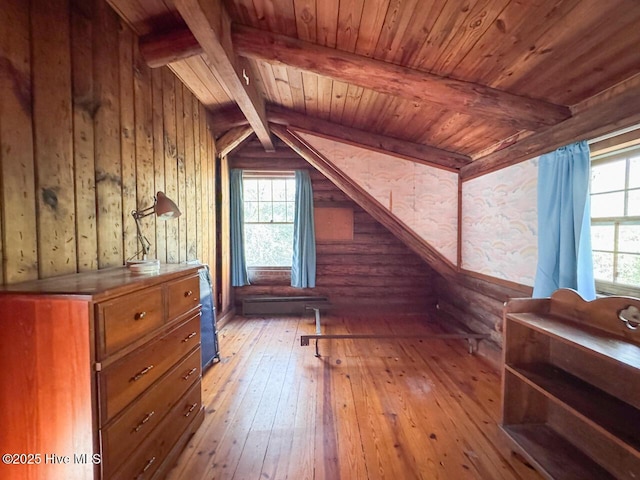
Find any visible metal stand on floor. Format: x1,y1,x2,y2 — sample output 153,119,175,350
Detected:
302,305,489,358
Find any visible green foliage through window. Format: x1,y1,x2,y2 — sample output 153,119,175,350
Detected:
590,147,640,288
243,174,296,267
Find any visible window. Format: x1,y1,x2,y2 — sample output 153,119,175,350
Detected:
243,172,296,267
590,145,640,292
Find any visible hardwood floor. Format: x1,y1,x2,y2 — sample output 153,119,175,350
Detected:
166,313,541,480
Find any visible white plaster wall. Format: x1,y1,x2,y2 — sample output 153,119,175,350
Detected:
461,158,538,285
299,132,459,264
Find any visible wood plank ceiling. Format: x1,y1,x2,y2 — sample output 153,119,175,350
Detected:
107,0,640,176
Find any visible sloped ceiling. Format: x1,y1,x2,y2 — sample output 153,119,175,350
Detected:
107,0,640,177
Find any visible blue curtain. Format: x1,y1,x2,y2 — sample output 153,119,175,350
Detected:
230,169,249,286
533,141,595,300
291,170,316,288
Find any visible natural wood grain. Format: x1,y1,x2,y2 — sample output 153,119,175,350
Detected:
163,68,180,264
233,24,571,131
72,0,98,272
32,0,77,277
183,86,197,261
0,1,218,286
165,313,541,480
0,0,38,282
461,74,640,179
134,38,156,260
270,106,470,170
174,0,274,151
152,68,167,263
139,26,203,67
119,20,138,264
217,126,254,158
176,82,188,263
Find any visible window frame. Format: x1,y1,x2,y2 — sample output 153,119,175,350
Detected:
242,170,296,272
590,144,640,296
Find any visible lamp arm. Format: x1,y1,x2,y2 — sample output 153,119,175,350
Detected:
132,211,151,259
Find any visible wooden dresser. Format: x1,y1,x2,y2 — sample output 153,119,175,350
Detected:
501,289,640,479
0,264,204,480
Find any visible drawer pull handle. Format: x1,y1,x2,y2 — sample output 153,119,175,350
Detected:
184,290,193,297
183,367,198,380
182,332,197,342
134,311,147,320
141,456,156,474
184,402,198,417
133,411,155,432
131,365,154,382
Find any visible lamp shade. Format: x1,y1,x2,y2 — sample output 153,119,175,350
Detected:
155,191,181,220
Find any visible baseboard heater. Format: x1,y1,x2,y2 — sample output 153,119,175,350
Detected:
242,295,329,316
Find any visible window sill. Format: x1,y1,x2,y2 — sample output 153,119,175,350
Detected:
247,267,291,286
595,280,640,299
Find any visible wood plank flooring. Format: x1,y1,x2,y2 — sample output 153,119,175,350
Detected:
166,313,541,480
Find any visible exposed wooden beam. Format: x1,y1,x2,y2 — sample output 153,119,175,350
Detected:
173,0,274,151
233,25,571,132
207,105,248,138
461,73,640,180
139,26,203,68
208,105,470,170
216,125,254,158
267,106,470,171
271,125,456,279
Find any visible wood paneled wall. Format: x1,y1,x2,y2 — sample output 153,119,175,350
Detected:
0,0,217,285
229,138,438,313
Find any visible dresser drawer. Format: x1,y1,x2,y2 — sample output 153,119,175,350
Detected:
97,286,164,358
109,380,203,480
99,313,201,422
101,348,201,477
167,274,200,319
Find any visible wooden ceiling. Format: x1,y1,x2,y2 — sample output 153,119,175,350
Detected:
107,0,640,177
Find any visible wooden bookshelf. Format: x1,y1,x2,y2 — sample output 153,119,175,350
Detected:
501,289,640,480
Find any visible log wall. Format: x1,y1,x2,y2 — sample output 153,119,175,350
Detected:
0,0,217,286
230,138,439,313
435,271,533,368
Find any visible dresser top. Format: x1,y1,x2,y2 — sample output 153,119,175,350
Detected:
0,264,202,300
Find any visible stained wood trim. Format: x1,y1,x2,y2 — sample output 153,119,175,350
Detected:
271,125,456,279
461,73,640,180
233,25,571,132
173,0,274,151
217,126,254,158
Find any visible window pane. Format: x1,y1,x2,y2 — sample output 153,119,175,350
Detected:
244,201,258,222
286,178,296,201
272,179,287,201
272,202,288,222
244,179,258,201
629,155,640,189
258,179,272,201
619,224,640,253
259,202,273,222
628,189,640,216
591,160,625,194
593,251,614,282
245,224,294,266
617,253,640,286
591,224,615,251
287,202,295,222
591,191,624,218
